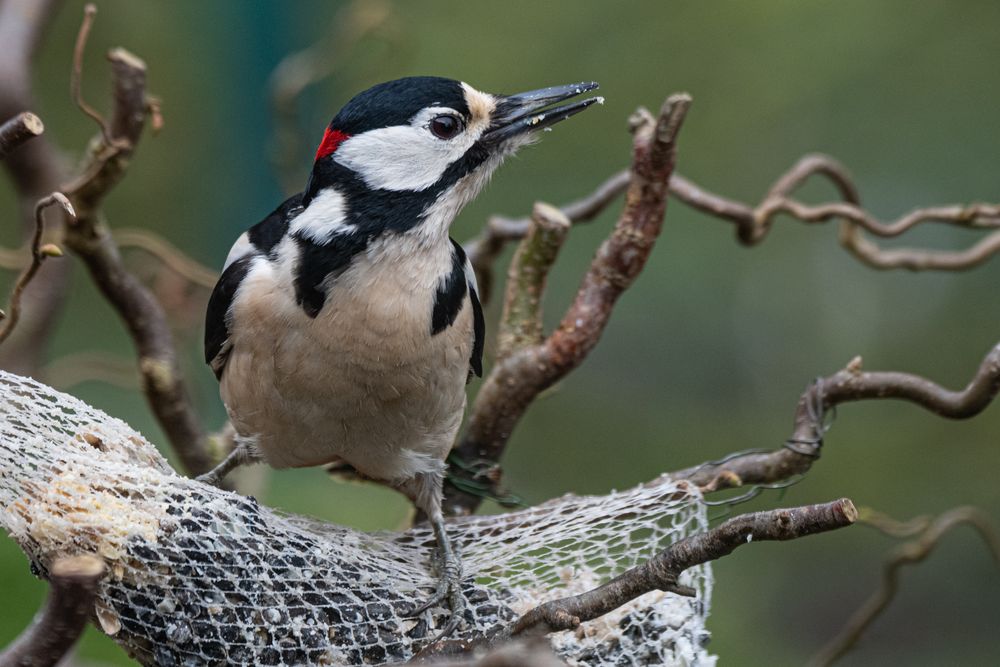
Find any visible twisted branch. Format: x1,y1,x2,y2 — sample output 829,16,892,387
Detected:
0,193,74,344
113,228,219,289
42,350,138,390
670,154,1000,270
58,9,213,476
810,507,1000,666
0,0,71,374
0,555,105,667
671,343,1000,493
464,169,630,303
416,499,856,660
445,95,691,516
509,498,857,638
469,147,1000,305
269,0,398,192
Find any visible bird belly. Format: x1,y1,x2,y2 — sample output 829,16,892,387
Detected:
220,260,473,484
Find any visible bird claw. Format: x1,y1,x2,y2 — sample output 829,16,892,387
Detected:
407,546,466,640
195,470,222,487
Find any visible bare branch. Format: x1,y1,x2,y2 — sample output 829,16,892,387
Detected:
269,0,397,192
857,507,932,539
670,153,1000,271
60,30,213,476
671,343,1000,492
0,0,71,374
445,95,691,516
465,169,630,304
0,111,43,160
497,202,570,357
42,350,138,390
810,507,1000,667
507,498,857,639
70,4,115,145
472,139,1000,303
114,228,219,289
0,554,105,667
0,193,74,344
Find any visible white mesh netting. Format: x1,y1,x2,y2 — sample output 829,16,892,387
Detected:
0,371,714,666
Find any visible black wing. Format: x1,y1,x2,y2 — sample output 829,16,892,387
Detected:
432,240,469,335
431,239,485,379
205,194,305,379
247,192,302,257
468,277,485,378
204,255,254,379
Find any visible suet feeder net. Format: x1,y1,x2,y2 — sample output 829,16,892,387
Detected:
0,371,715,666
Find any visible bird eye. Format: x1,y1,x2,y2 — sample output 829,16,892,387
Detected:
430,115,463,140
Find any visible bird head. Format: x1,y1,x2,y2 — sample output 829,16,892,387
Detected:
303,77,601,235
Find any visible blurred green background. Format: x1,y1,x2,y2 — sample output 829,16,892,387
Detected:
1,1,998,664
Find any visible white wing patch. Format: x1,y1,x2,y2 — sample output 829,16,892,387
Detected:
223,232,253,271
289,187,353,244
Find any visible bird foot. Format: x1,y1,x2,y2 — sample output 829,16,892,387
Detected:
408,543,467,640
195,439,257,487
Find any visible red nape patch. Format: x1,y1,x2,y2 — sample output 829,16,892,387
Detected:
314,128,351,161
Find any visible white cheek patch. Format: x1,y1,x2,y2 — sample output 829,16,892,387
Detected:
334,126,459,192
289,188,353,244
334,108,484,193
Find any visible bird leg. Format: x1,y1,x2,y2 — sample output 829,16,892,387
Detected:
195,437,259,486
401,472,467,639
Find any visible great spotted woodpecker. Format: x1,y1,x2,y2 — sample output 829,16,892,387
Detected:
201,76,601,636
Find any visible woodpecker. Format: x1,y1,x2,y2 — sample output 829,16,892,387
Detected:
201,76,601,636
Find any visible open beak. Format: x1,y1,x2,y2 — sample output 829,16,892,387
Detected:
483,81,602,145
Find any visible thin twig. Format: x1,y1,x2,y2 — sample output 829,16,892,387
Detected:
669,154,1000,271
471,152,1000,295
114,228,219,289
269,0,398,192
0,110,43,160
670,344,1000,492
60,36,213,476
70,3,115,146
0,554,105,667
0,193,74,344
857,507,932,539
506,498,857,639
42,350,138,390
465,169,630,303
0,0,72,374
810,507,1000,666
445,96,691,516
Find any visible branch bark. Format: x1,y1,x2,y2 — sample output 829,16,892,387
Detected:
810,507,1000,666
0,193,74,344
58,24,213,476
464,169,630,304
0,0,71,374
670,344,1000,493
445,95,691,516
0,111,43,160
508,498,857,638
469,147,1000,305
0,554,105,667
669,153,1000,270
